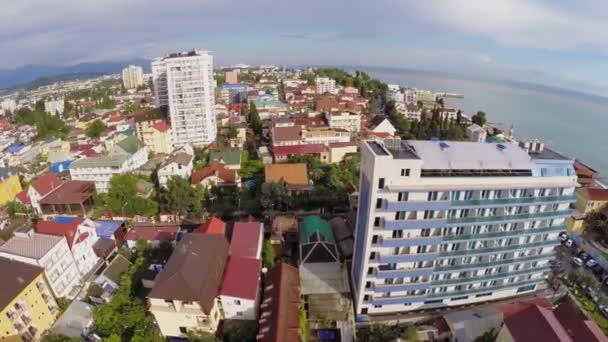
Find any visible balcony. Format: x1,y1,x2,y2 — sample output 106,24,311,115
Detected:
383,218,447,230
380,236,443,248
374,281,432,293
21,315,32,325
446,210,571,226
426,278,544,299
442,225,565,242
378,252,440,264
384,200,450,212
430,266,550,287
451,195,575,208
376,267,435,279
439,239,559,258
434,252,555,272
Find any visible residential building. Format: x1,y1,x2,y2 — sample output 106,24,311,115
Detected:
220,83,248,104
122,65,144,89
143,121,173,154
573,160,600,187
265,163,309,191
44,96,65,116
70,136,148,192
0,258,59,341
218,256,261,320
209,150,242,170
403,88,418,105
0,228,80,298
256,263,301,342
91,255,131,303
326,111,361,133
574,187,608,214
193,217,226,236
368,115,397,137
416,89,435,105
315,77,336,95
36,218,100,276
229,220,263,260
302,127,350,145
38,181,96,218
158,146,194,188
0,167,22,206
191,161,240,189
0,98,17,114
149,234,229,337
225,70,238,84
351,139,577,317
152,50,217,147
131,107,169,143
28,173,64,214
125,224,180,249
467,124,487,143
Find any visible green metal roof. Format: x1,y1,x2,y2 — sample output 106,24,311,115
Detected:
299,216,335,244
115,136,143,155
210,150,241,166
70,154,130,169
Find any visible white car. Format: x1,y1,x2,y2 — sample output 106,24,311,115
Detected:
572,257,584,267
586,259,598,268
564,239,573,248
599,305,608,317
559,233,568,242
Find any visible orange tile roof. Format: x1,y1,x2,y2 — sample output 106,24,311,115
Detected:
193,217,226,235
191,161,237,185
264,163,309,190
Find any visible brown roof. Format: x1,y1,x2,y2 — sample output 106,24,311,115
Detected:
272,125,303,143
315,96,341,112
191,161,237,185
0,257,44,309
264,163,309,190
39,181,96,205
149,234,229,314
30,173,64,197
257,263,301,342
504,305,571,342
553,297,608,342
584,188,608,201
129,107,167,123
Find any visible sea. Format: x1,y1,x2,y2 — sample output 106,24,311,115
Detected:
359,67,608,179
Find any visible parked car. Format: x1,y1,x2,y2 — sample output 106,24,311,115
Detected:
559,232,568,242
587,259,598,268
572,257,584,267
600,305,608,317
578,252,590,261
564,239,573,248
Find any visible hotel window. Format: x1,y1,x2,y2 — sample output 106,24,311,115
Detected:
392,230,403,239
401,168,410,176
398,192,409,202
451,191,461,201
423,210,435,219
421,228,431,237
376,198,383,209
427,191,439,201
374,217,381,227
372,235,379,244
378,178,385,189
395,211,406,220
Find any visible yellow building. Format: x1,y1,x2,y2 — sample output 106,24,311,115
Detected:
0,168,22,206
566,212,586,234
143,122,173,154
575,187,608,214
0,258,59,341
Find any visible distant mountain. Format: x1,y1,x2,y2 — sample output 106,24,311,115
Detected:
0,58,151,90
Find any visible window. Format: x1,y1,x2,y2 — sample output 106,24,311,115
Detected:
378,178,385,189
362,308,368,314
370,252,376,260
236,311,243,316
374,217,381,227
401,168,410,176
395,211,406,220
372,235,379,244
368,267,373,275
398,192,409,202
376,198,383,209
179,327,188,334
234,299,241,305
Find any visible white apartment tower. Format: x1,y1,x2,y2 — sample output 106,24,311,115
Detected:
352,139,577,319
122,65,144,89
152,50,217,146
315,77,337,95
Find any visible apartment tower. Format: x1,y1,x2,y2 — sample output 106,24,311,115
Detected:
122,65,144,90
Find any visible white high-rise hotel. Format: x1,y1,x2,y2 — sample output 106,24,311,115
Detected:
352,139,576,318
122,65,144,89
152,50,216,146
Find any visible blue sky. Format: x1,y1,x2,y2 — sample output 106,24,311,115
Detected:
2,0,608,95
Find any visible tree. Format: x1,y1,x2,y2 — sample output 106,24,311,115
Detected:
359,324,398,342
472,111,487,126
95,174,158,217
446,125,466,140
42,335,81,342
260,181,289,212
474,328,497,342
224,322,257,342
248,101,262,136
164,176,194,216
187,330,220,342
262,240,277,268
191,185,207,220
6,201,28,218
86,119,107,138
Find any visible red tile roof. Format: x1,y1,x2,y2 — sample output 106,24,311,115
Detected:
191,162,237,185
125,227,179,241
15,191,31,205
193,217,226,235
328,142,356,148
151,121,170,133
229,221,262,259
585,188,608,201
39,181,95,205
36,218,83,248
219,256,261,300
495,298,552,319
272,144,325,156
504,305,571,342
30,174,64,197
553,298,608,342
257,263,300,342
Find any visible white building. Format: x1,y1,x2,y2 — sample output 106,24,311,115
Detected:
122,65,144,90
315,77,337,95
403,88,418,105
0,228,80,298
69,136,148,192
152,50,217,147
44,96,65,116
467,124,487,143
157,145,194,188
351,139,577,318
326,111,361,133
0,98,17,115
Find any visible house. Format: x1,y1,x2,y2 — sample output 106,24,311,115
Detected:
0,228,80,298
443,307,504,342
70,136,148,192
158,146,194,188
265,163,309,191
367,115,396,137
574,160,600,187
272,144,326,163
94,220,128,250
0,167,22,206
325,111,361,133
130,107,169,143
91,255,131,303
36,218,100,276
575,187,608,214
209,150,242,170
191,161,240,189
143,121,173,154
270,215,298,245
193,217,226,236
219,256,262,320
229,220,263,259
26,173,66,212
272,125,304,147
125,224,180,249
256,263,301,342
38,181,96,218
149,234,229,337
467,124,487,143
326,142,357,163
0,257,60,341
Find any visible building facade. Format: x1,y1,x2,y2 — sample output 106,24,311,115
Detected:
326,111,361,133
152,50,217,147
351,139,577,318
0,168,22,206
122,65,144,90
315,77,337,95
44,96,65,116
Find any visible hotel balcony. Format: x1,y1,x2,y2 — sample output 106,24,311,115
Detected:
430,266,549,287
433,252,555,273
439,239,558,258
450,194,575,208
441,225,565,242
445,209,571,226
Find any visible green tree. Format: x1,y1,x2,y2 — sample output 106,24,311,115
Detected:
248,101,262,136
262,240,277,268
472,111,487,126
191,185,207,220
360,324,398,342
260,181,289,212
6,201,28,218
95,174,158,216
474,328,497,342
446,125,466,140
42,335,81,342
163,176,194,216
223,323,257,342
187,330,220,342
86,119,108,138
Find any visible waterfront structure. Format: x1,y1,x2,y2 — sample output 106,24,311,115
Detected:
351,139,577,317
315,77,337,95
44,96,65,116
0,167,22,206
122,65,144,90
152,50,217,147
0,258,59,341
0,228,80,298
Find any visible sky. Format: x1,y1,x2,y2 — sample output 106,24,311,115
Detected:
2,0,608,95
